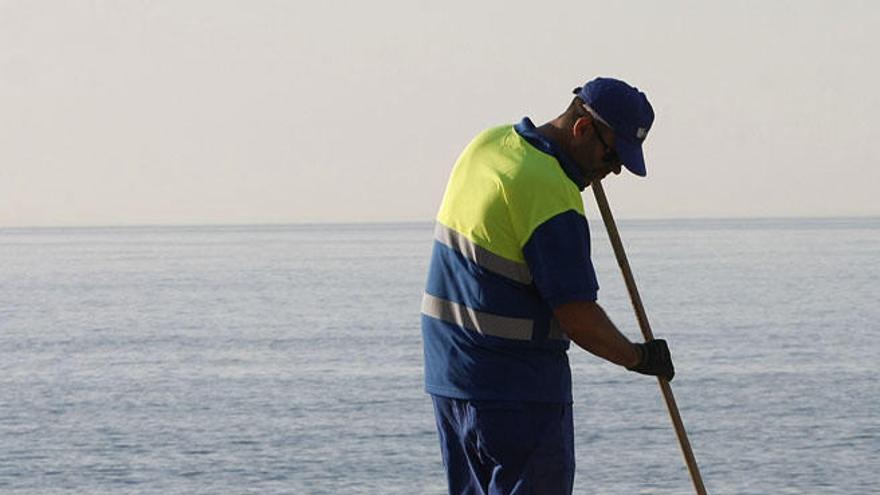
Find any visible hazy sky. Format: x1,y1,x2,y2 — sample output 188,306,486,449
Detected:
2,0,878,227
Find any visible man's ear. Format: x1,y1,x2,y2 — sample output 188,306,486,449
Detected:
572,115,593,138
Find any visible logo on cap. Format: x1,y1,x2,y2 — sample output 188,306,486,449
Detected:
636,127,648,139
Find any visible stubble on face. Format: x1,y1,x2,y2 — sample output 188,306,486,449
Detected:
575,144,618,184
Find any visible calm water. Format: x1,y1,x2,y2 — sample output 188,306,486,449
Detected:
1,218,878,494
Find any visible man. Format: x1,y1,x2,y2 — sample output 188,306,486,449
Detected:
421,77,675,495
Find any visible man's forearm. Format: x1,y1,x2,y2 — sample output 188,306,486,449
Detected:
553,300,639,368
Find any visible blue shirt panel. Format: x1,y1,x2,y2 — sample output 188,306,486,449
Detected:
422,315,573,403
425,241,561,348
422,239,572,402
522,210,599,308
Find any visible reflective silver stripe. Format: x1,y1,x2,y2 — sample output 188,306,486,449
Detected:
548,318,569,341
421,293,533,341
434,223,532,284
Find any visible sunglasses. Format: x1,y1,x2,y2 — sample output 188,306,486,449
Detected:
592,122,620,166
581,103,620,166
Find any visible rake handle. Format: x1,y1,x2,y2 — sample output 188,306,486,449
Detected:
591,179,708,495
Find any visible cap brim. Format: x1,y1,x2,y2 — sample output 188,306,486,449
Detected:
615,135,647,177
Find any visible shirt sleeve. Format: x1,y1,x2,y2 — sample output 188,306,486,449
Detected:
521,209,599,307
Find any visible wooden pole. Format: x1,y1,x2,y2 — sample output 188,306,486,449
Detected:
591,179,708,495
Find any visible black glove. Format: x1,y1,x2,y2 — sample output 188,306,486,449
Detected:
628,339,674,381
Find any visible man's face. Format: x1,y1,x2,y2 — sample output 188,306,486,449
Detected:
573,119,623,184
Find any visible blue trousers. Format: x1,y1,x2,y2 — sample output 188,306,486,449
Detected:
431,395,575,495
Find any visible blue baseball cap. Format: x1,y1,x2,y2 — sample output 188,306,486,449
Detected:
573,77,655,177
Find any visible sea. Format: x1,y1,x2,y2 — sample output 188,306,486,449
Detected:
1,217,877,494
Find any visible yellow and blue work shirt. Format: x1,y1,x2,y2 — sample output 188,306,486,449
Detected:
422,117,599,403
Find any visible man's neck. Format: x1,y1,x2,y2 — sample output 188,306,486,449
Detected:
535,119,572,157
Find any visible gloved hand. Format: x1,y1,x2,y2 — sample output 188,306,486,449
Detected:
628,339,674,381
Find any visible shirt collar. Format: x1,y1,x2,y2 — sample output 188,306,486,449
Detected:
513,117,587,191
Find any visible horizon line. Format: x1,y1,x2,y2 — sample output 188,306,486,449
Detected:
2,214,879,231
